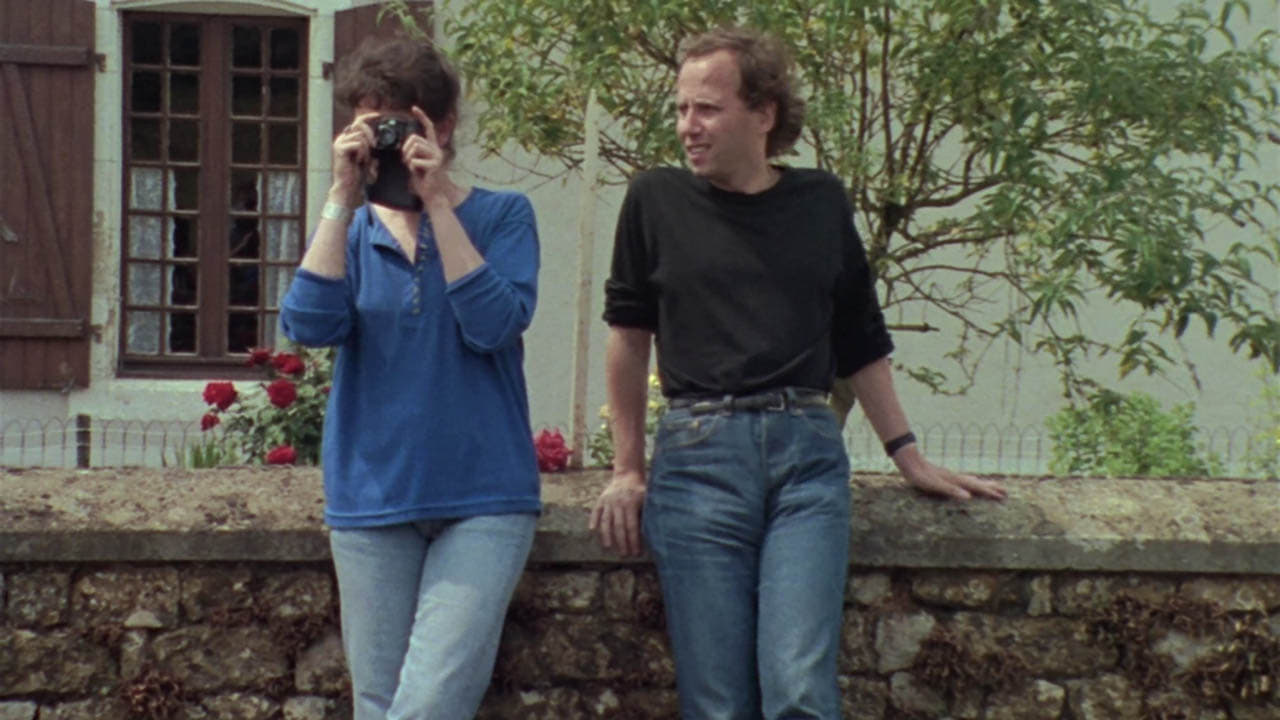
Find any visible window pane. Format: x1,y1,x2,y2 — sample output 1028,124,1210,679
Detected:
170,73,199,113
131,71,161,112
265,268,294,309
170,264,198,305
169,217,197,258
270,28,300,69
127,311,161,354
232,122,261,164
265,220,301,262
131,118,161,160
130,168,163,210
231,171,261,214
127,263,161,305
268,77,299,117
228,312,258,353
132,22,163,64
263,311,281,348
231,187,259,215
171,168,199,210
265,173,300,215
169,119,198,162
232,26,262,68
229,265,260,306
128,215,162,259
232,75,262,116
267,124,298,165
230,219,260,259
169,312,196,353
170,24,200,66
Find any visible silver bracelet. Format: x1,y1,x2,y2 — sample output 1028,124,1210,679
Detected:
320,201,354,225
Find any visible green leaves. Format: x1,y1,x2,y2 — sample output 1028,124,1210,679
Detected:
434,0,1280,395
1046,390,1221,477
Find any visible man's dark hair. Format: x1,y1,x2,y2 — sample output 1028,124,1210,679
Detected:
678,27,805,158
334,36,461,157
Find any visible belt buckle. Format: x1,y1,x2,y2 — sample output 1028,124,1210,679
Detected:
764,392,787,412
690,399,724,414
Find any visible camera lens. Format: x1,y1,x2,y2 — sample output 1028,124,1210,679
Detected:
375,123,398,149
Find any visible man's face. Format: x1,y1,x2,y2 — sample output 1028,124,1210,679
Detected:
675,49,775,190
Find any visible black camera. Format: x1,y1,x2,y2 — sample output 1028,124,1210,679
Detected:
364,116,425,210
369,116,423,152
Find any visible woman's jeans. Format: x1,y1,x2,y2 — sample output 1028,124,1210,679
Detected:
644,402,852,720
329,513,537,720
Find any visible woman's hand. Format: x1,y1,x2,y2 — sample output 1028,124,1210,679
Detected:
330,111,377,206
403,106,450,208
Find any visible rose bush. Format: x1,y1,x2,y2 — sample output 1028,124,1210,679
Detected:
534,428,572,472
265,445,299,465
202,382,237,411
196,345,332,465
265,378,299,409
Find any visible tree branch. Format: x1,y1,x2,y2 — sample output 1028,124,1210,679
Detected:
880,3,895,182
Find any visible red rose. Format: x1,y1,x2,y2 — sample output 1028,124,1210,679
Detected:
246,347,273,367
534,428,572,472
202,381,238,411
271,352,305,376
200,413,220,431
265,445,297,464
265,379,297,408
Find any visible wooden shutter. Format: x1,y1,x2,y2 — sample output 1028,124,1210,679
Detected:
331,1,434,133
0,0,95,389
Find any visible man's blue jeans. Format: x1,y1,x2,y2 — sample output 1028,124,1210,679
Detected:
329,514,537,720
644,401,851,720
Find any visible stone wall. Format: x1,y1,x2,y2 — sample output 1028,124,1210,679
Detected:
2,468,1279,719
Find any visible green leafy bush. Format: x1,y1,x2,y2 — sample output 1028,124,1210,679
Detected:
172,436,236,469
587,373,667,468
1244,371,1280,479
1046,390,1220,477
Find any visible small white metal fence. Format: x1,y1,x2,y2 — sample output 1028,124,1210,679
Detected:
2,414,1271,478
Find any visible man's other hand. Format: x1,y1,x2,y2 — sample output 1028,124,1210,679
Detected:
589,470,647,556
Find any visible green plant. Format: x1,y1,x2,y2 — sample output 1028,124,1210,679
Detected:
1244,370,1280,479
1046,389,1221,477
197,345,333,465
169,435,236,469
587,373,668,467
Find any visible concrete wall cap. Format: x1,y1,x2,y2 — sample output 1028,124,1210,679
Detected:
2,468,1277,573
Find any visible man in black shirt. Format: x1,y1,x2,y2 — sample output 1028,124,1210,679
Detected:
590,27,1006,719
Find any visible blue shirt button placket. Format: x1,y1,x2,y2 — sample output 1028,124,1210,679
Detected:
411,221,430,314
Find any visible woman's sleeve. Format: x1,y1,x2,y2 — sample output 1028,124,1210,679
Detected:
444,194,539,352
279,227,358,347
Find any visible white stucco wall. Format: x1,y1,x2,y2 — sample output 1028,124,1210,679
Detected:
2,0,1276,471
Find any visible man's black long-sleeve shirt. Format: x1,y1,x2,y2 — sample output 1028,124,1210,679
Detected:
603,167,894,398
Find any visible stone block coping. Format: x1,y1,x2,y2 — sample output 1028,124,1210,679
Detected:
1,468,1277,574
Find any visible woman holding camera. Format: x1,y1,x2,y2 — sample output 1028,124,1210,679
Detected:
280,36,540,720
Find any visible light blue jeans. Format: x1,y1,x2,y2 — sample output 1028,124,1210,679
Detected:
328,514,537,720
644,403,851,720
